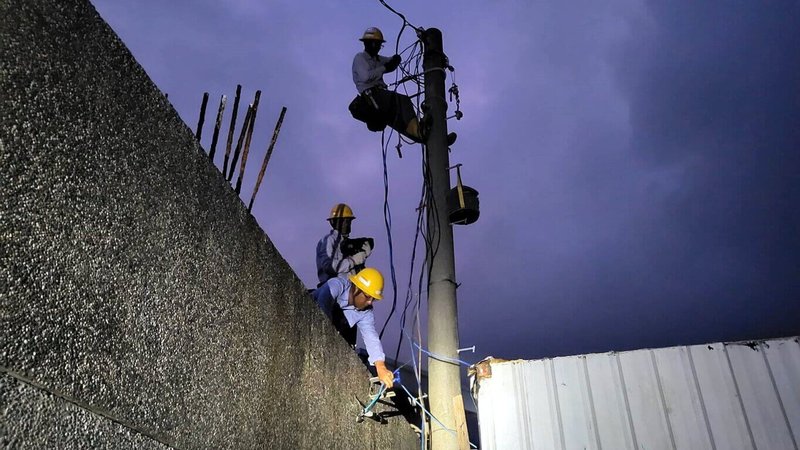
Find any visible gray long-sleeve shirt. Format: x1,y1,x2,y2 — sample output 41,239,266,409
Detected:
352,51,392,94
316,230,355,285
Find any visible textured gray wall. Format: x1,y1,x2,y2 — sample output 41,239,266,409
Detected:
0,1,417,448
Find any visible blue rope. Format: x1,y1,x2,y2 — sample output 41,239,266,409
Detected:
403,331,471,367
362,368,403,414
397,382,478,449
404,329,426,450
398,383,455,438
363,384,386,413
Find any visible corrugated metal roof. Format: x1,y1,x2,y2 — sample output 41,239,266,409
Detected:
472,337,800,450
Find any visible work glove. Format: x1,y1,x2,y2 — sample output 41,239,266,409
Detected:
350,250,367,266
375,361,394,388
383,54,401,73
362,240,373,257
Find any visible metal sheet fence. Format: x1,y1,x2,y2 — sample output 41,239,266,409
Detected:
473,337,800,450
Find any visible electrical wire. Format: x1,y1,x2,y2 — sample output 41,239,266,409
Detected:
379,129,399,340
379,21,425,339
393,183,426,363
378,0,422,33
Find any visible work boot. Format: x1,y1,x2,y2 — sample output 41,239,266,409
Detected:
418,115,432,142
418,120,457,146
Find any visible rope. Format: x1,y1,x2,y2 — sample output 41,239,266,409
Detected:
402,330,471,367
363,383,387,413
398,381,478,449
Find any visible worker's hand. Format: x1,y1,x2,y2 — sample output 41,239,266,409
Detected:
375,361,394,388
350,251,367,266
362,240,373,257
383,54,401,73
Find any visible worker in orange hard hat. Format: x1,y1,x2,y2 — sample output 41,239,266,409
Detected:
349,26,456,146
312,267,394,388
316,203,373,286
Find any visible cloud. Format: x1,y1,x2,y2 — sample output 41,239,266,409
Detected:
90,0,800,362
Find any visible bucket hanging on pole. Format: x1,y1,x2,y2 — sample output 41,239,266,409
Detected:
447,164,479,225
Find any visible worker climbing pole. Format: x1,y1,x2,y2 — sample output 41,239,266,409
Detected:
349,26,456,147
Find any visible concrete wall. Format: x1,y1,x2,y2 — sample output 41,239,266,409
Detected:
0,1,418,448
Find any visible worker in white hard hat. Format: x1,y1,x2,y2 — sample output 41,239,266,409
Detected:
313,267,394,388
350,26,456,146
316,203,373,286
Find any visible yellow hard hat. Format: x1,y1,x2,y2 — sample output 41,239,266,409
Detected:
359,27,385,43
328,203,355,220
349,267,384,300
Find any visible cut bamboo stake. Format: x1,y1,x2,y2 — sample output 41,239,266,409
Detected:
208,94,227,161
196,92,209,140
235,90,262,194
228,105,252,182
223,85,242,176
248,106,287,211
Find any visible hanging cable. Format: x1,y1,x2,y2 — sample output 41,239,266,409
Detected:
378,0,422,33
379,21,424,339
379,129,400,340
393,182,427,363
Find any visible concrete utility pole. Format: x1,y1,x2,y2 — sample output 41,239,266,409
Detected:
422,28,469,450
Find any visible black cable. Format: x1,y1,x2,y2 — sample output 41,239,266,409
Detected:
378,0,421,32
379,25,423,339
393,179,427,363
379,127,399,341
388,35,427,348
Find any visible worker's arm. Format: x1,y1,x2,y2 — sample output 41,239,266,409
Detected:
356,311,385,366
374,361,394,388
357,313,393,387
383,55,401,73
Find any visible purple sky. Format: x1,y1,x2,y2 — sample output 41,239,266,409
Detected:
91,0,799,363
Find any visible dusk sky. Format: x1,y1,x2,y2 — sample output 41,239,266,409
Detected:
90,0,799,365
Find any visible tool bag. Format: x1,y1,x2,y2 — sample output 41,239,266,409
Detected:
349,94,387,132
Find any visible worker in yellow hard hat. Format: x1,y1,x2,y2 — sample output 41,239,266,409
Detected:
350,26,456,146
316,203,373,286
312,267,395,388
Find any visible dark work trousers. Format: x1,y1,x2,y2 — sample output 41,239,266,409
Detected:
330,302,357,348
364,88,418,140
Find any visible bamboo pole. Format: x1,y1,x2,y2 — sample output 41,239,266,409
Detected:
222,85,242,176
248,106,287,211
235,90,261,194
208,94,227,161
195,92,209,140
227,105,252,182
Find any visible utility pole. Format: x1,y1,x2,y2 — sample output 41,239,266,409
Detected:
422,28,468,450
